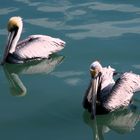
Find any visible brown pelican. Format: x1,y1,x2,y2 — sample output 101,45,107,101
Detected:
83,61,140,119
1,16,65,64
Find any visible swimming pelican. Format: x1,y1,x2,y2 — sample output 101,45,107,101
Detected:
1,16,65,64
83,61,140,119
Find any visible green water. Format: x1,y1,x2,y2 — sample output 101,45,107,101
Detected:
0,0,140,140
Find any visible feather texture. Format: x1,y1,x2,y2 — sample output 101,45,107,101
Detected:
15,35,65,59
103,72,140,111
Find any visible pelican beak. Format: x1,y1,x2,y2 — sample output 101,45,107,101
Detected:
90,68,101,119
1,31,16,65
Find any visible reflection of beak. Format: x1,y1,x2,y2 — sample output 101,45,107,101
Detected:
90,69,100,119
1,31,15,65
3,64,27,96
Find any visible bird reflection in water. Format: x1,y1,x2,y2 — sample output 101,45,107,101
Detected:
3,54,64,96
83,105,140,140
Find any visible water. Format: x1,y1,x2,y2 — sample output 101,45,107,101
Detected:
0,0,140,139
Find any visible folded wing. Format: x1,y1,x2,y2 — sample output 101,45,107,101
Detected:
15,35,65,59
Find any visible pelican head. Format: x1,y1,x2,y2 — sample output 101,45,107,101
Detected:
90,61,102,78
2,16,23,64
90,61,102,118
7,17,22,33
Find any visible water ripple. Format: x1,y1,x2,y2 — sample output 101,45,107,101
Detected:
66,18,140,39
25,17,140,39
0,7,18,15
25,18,63,29
89,2,140,13
24,1,140,39
52,71,85,78
52,70,85,86
14,0,41,6
8,1,140,39
132,65,140,69
64,78,82,86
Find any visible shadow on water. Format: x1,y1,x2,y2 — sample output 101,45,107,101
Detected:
2,54,64,97
83,105,140,140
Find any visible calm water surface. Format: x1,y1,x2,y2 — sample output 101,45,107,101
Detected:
0,0,140,140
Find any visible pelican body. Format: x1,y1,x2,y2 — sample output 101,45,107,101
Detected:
2,16,65,64
83,61,140,118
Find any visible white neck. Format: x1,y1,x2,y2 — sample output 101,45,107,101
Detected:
9,24,23,53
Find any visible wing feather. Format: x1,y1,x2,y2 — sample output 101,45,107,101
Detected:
15,35,65,59
103,72,140,111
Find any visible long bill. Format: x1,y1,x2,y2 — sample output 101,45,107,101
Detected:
91,76,100,119
1,31,16,65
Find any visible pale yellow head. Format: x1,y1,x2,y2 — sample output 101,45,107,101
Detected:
7,16,23,32
90,61,102,78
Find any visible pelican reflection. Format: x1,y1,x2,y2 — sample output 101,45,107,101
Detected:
83,105,140,140
3,54,64,96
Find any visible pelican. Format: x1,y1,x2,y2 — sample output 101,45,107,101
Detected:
1,16,65,64
83,61,140,119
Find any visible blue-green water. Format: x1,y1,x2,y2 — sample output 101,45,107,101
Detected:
0,0,140,140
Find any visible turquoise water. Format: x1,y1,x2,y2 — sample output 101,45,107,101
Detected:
0,0,140,140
